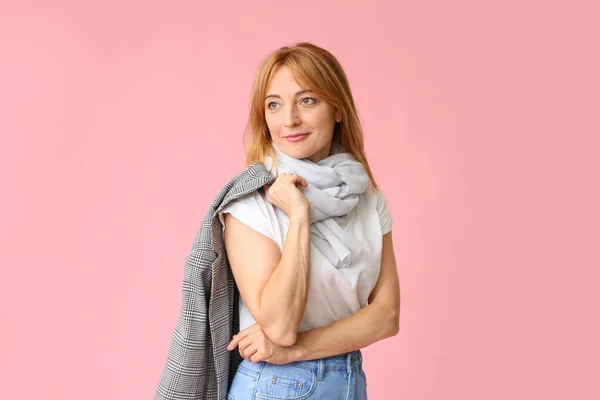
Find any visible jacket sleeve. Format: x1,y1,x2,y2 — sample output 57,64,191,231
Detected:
154,218,217,400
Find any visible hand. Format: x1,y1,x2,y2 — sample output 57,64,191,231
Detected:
264,173,310,217
227,324,292,364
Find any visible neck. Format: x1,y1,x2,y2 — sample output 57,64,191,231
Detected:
308,141,333,163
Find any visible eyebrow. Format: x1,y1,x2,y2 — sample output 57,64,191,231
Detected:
265,90,313,101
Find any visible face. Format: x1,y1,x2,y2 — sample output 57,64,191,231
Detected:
264,65,341,163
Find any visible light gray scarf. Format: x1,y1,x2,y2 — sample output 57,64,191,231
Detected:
263,141,371,268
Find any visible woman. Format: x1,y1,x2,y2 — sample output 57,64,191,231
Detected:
220,42,400,400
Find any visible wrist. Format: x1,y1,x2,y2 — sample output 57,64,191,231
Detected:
289,206,310,223
286,343,307,363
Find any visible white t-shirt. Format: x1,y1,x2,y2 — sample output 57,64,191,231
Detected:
218,184,393,332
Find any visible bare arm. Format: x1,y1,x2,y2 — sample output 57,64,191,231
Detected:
285,231,400,361
224,174,311,346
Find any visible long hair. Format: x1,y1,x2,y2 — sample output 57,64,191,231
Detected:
244,42,377,188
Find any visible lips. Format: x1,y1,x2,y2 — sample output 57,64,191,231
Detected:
284,132,310,142
285,133,309,138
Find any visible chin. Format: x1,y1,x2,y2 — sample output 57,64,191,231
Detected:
281,144,316,160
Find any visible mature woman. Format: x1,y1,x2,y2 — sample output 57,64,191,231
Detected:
220,42,400,400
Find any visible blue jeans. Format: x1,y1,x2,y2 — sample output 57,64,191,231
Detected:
227,350,367,400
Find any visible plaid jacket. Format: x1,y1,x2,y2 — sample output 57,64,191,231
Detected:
154,162,276,400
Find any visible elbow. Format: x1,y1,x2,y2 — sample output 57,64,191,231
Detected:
254,309,300,346
385,309,400,338
389,319,400,337
262,324,298,347
273,332,298,347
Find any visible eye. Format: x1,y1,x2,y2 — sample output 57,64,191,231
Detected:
267,102,281,110
301,97,316,105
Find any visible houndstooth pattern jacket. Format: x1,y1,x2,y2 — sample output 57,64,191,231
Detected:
154,162,276,400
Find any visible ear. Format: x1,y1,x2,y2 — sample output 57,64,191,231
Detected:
335,109,342,123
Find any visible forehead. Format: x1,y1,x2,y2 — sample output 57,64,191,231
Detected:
266,65,305,92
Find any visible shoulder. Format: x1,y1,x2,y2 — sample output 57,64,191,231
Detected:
362,184,389,207
221,190,270,216
219,190,279,242
213,162,275,213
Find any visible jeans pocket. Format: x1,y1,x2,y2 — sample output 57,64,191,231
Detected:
255,364,317,400
228,361,264,400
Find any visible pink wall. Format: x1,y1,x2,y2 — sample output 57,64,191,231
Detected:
1,1,598,399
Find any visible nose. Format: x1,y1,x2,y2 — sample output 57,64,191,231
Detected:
283,104,301,127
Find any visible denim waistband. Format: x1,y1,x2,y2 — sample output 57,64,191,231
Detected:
240,350,363,378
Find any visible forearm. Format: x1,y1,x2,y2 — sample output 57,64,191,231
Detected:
287,302,400,361
259,211,311,345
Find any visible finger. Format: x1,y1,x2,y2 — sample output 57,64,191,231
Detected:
240,343,257,361
237,336,252,353
250,350,265,364
252,341,275,364
241,343,258,361
286,173,306,185
228,335,241,350
296,176,308,187
228,329,249,350
236,328,264,356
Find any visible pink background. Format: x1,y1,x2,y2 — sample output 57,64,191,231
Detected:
1,1,598,399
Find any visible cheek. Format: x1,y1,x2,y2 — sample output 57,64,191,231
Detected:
306,109,334,128
265,114,280,132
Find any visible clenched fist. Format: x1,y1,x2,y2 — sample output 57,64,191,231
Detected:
264,173,310,218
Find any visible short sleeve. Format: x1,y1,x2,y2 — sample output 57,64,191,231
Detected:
218,191,279,243
375,188,393,235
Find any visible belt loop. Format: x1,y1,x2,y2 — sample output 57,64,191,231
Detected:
347,350,361,374
317,359,324,380
357,350,364,375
